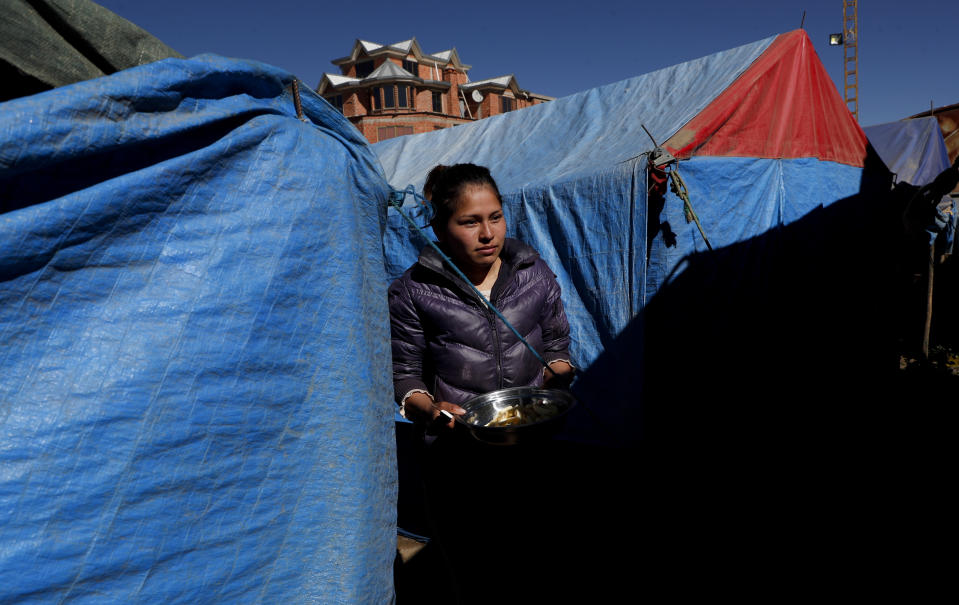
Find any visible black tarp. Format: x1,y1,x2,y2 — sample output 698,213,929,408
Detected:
0,0,181,101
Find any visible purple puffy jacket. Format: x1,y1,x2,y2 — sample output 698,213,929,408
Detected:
389,238,571,406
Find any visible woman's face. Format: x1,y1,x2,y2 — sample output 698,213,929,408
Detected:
437,184,506,277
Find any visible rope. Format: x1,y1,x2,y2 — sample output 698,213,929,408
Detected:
388,187,556,378
290,78,305,121
668,169,713,251
639,124,712,251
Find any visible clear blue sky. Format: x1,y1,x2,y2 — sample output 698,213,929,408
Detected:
98,0,957,126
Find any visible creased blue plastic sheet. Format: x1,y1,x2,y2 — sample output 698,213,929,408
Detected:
376,34,874,448
864,116,950,187
0,55,396,603
864,118,955,250
385,160,645,371
375,35,775,195
646,156,866,298
378,35,776,370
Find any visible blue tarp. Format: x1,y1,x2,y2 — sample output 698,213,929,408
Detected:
0,55,396,603
375,35,870,444
375,35,774,192
380,31,898,595
866,117,956,252
377,35,776,368
864,116,951,187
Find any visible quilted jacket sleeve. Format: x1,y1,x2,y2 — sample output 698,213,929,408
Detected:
388,276,430,404
539,268,571,365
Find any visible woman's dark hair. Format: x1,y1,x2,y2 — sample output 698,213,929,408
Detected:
423,163,503,225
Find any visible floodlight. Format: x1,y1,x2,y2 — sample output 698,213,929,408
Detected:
828,33,843,45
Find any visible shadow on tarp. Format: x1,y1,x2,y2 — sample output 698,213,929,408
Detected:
572,147,894,440
555,147,941,597
396,149,952,600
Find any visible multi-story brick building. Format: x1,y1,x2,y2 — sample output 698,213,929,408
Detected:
316,38,552,144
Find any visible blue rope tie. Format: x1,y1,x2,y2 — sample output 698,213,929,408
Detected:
388,187,555,377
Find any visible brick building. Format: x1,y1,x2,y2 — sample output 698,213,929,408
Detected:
316,38,552,144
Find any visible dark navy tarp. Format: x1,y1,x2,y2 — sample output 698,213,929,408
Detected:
0,55,396,603
864,116,951,187
0,0,182,101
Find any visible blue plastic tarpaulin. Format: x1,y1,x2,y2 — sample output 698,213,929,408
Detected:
378,36,776,367
378,30,906,598
0,55,396,603
376,31,872,368
375,31,880,446
864,116,951,187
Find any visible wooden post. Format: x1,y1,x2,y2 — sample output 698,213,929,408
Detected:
922,243,935,359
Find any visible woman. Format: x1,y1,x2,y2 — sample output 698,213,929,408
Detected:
388,163,574,429
388,163,575,603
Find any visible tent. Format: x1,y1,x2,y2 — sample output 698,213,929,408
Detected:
0,55,396,603
380,30,916,596
376,29,892,444
864,116,952,187
865,116,959,355
907,102,959,194
0,17,918,599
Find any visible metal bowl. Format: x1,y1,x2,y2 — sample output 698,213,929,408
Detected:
455,386,576,446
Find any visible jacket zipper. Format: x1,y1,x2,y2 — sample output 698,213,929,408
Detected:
423,255,520,391
483,301,504,389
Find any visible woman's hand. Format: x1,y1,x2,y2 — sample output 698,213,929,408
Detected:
543,360,575,390
404,392,465,431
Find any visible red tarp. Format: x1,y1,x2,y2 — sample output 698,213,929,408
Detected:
665,30,868,167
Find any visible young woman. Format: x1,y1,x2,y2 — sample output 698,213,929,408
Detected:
389,163,576,603
388,163,574,429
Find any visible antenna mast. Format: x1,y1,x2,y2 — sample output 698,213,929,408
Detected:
842,0,859,121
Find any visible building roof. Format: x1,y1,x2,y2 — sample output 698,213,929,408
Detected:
460,75,516,90
366,61,416,81
459,75,554,101
317,62,453,94
907,101,959,119
332,37,472,71
325,74,360,86
319,38,549,100
357,40,382,53
389,39,415,53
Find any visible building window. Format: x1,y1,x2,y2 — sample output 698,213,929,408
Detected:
377,125,414,141
355,60,374,78
432,91,443,113
402,59,417,76
501,96,514,113
327,95,343,112
372,86,417,111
